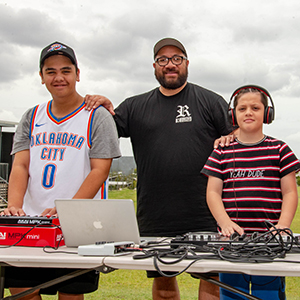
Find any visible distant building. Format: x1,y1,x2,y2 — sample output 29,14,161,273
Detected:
0,121,17,205
0,121,18,180
110,156,136,175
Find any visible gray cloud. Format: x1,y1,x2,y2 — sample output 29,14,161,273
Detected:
0,4,66,46
2,0,300,157
233,25,283,44
0,4,78,84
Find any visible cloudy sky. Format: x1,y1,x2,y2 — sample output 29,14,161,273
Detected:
1,0,300,157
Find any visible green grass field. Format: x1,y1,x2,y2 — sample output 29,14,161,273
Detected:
4,187,300,299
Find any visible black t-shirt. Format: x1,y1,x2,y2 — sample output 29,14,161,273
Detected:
114,82,232,236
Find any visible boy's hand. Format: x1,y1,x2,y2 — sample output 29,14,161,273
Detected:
1,206,26,216
274,223,292,233
220,220,244,237
40,207,57,217
84,94,115,115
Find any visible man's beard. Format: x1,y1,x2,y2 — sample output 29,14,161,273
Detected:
155,68,188,90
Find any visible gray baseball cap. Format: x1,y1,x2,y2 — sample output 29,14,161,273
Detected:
153,38,187,58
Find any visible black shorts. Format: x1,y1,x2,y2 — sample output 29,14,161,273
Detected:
4,267,99,295
147,270,218,278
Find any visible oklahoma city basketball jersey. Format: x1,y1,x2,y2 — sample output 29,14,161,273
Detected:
23,101,107,215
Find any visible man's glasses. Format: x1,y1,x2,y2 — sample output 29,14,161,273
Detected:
155,55,187,67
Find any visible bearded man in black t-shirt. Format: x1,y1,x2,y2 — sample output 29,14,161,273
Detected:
86,38,233,300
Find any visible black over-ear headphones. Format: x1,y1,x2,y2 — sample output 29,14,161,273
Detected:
228,84,275,126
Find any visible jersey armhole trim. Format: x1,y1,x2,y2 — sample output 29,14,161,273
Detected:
87,105,102,148
29,105,39,139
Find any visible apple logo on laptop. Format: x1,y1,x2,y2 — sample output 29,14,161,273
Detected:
93,221,103,229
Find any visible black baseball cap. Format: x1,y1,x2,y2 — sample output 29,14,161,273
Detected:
153,38,187,59
40,42,78,71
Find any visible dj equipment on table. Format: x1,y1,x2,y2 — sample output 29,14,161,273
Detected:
131,230,300,300
0,215,60,226
170,231,300,253
0,216,64,247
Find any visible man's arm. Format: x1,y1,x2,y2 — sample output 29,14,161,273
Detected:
207,176,244,236
276,171,298,229
4,150,30,216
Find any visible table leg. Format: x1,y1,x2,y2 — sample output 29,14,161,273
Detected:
0,266,5,299
190,273,262,300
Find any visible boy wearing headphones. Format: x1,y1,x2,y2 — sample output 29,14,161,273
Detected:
201,85,300,299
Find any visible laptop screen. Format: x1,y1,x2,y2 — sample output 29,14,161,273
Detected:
55,199,140,247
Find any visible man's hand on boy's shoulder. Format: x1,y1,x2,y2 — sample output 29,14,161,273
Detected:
84,94,115,115
214,129,239,149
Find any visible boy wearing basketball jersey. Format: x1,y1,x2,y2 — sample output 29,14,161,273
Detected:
202,85,300,299
3,42,121,299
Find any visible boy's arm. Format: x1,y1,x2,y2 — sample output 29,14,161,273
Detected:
4,150,30,216
207,176,244,236
72,158,112,199
276,171,298,229
41,158,112,216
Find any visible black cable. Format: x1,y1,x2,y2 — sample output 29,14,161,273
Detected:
232,141,239,222
133,226,300,277
153,255,202,277
138,225,300,261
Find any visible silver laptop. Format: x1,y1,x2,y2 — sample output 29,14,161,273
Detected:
55,199,141,247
